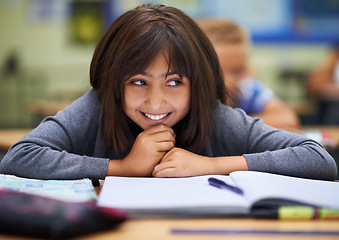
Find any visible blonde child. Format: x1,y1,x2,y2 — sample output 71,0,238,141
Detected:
200,19,300,130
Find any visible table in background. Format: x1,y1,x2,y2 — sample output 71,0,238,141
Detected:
27,101,71,117
300,126,339,151
0,129,32,151
28,100,72,126
1,126,338,151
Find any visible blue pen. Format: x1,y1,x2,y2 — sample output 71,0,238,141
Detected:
208,177,244,195
172,229,339,236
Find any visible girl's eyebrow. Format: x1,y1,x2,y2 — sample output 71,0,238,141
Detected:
136,71,179,78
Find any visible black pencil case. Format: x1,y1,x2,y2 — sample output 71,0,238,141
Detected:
0,189,127,239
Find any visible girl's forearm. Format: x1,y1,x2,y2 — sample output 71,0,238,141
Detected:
105,160,125,176
211,156,249,175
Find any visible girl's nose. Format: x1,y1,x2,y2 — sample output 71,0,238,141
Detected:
147,87,165,109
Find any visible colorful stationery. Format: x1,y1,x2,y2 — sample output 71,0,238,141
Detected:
0,174,97,202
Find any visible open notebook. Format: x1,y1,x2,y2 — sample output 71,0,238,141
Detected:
97,171,339,217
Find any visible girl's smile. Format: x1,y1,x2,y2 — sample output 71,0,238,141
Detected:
142,112,171,121
123,50,191,130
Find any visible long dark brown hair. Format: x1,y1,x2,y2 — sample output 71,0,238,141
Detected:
90,4,227,153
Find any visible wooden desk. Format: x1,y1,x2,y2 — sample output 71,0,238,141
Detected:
76,218,339,240
0,129,32,151
0,218,338,240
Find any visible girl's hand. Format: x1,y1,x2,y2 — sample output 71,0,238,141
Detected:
120,124,175,177
152,148,214,177
152,148,249,178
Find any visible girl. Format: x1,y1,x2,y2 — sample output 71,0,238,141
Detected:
0,4,337,181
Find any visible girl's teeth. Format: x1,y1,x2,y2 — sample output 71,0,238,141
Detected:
144,113,168,120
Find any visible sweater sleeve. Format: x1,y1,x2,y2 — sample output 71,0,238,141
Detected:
210,103,338,181
0,89,110,180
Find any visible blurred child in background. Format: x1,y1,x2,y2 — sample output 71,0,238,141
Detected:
307,41,339,125
200,19,300,130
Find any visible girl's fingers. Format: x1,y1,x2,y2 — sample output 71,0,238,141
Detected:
153,130,176,144
138,125,176,148
145,124,175,136
152,160,173,176
153,166,176,178
156,141,175,152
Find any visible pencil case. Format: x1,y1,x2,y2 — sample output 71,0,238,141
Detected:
0,189,126,239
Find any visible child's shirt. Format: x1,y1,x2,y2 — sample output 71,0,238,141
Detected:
237,77,275,115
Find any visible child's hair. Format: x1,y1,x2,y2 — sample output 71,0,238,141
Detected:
90,4,226,153
199,19,249,45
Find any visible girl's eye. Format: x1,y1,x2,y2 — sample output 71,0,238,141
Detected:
132,80,146,86
167,79,182,86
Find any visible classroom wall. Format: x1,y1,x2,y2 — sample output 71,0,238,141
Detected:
0,1,92,127
251,45,329,102
0,0,332,128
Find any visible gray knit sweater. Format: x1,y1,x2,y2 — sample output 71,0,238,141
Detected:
1,89,337,180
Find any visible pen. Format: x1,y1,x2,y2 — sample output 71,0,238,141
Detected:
172,229,339,235
208,177,244,195
252,206,339,220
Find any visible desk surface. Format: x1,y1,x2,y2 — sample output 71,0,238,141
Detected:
76,218,339,240
1,218,338,240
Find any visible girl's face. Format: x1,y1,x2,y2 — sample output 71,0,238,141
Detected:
123,50,191,130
